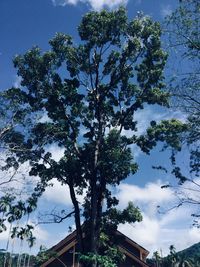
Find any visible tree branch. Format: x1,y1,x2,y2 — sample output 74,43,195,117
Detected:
37,210,75,225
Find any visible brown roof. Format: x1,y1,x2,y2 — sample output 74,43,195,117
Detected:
115,230,149,256
41,229,150,267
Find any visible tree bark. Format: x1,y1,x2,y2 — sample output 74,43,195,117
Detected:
89,173,98,267
68,181,84,254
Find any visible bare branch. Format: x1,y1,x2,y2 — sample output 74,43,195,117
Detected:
37,210,75,225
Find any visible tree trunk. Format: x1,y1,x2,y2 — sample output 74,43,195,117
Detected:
69,181,84,253
90,177,98,267
89,177,105,267
96,178,105,245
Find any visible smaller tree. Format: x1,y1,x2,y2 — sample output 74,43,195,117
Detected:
0,94,38,248
152,251,162,267
168,245,178,267
160,0,200,225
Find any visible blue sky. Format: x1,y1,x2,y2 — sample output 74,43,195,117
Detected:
0,0,199,258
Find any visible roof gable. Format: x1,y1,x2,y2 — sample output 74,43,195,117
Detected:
41,230,149,267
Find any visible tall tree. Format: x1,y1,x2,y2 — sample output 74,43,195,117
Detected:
152,251,162,267
2,8,185,266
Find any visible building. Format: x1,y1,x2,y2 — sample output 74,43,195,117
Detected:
41,230,150,267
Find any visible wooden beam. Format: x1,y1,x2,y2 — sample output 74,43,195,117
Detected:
41,240,77,267
119,246,150,267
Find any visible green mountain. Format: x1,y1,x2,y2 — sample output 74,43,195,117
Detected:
176,242,200,264
147,242,200,267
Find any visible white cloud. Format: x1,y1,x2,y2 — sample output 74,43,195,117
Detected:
119,215,160,248
116,180,200,256
116,181,175,211
160,4,172,18
86,0,128,10
46,144,65,162
33,225,49,241
43,178,85,205
52,0,128,10
44,179,72,205
52,0,78,6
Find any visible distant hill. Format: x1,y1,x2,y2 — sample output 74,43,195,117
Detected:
147,242,200,267
177,242,200,264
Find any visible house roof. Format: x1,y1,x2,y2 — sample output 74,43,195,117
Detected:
50,229,77,252
115,230,149,256
50,229,149,255
41,229,150,267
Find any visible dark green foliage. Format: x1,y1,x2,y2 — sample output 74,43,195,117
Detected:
137,119,187,154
